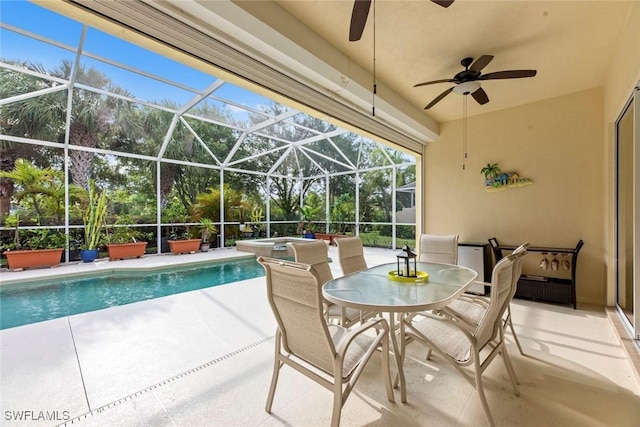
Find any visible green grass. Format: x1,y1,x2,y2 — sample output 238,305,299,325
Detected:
358,232,416,249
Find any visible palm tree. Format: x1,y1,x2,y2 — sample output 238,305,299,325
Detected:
0,61,62,215
55,60,141,189
141,104,180,209
1,59,141,193
481,163,501,182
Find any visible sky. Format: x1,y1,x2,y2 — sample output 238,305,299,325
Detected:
0,0,415,164
0,0,276,120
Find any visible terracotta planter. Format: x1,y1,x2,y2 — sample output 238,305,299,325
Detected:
4,248,64,270
168,239,201,254
106,242,148,260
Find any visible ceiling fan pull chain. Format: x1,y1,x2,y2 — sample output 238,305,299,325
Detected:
462,96,467,170
372,0,376,117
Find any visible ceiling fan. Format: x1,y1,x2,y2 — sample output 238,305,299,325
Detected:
415,55,537,109
349,0,454,42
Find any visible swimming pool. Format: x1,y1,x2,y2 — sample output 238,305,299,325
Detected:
0,258,265,330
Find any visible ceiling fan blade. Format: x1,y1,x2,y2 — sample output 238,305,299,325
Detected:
471,87,489,105
414,78,455,88
349,0,372,42
469,55,494,72
431,0,455,7
480,70,537,80
425,87,454,109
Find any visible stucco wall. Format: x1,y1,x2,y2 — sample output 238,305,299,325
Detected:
424,88,605,305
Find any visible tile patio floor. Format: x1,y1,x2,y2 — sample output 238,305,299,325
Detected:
1,246,639,426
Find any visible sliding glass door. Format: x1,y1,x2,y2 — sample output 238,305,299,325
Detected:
616,83,640,340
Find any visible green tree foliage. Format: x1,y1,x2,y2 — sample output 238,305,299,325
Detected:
330,193,356,233
0,158,83,225
191,184,247,237
0,53,417,244
0,59,142,194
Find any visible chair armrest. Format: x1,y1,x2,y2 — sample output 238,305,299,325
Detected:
437,307,480,333
457,293,489,307
335,317,389,355
404,310,476,343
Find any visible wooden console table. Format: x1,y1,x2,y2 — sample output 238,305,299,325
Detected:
489,238,584,309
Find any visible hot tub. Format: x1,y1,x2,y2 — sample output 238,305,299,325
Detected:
235,237,316,257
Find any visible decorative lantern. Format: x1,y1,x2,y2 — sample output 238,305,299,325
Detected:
396,242,417,277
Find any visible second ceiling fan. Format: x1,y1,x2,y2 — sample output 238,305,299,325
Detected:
414,55,537,109
349,0,454,42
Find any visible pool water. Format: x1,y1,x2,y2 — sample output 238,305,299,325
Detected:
0,258,265,330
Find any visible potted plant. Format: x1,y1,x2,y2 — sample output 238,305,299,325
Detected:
3,214,66,270
231,202,250,231
105,221,147,260
241,223,255,239
198,218,218,252
81,181,108,263
299,204,320,239
249,207,265,238
168,226,201,254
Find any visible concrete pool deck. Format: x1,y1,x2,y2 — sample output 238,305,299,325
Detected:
1,246,639,426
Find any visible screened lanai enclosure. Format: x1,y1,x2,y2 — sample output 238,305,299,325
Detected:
0,2,418,263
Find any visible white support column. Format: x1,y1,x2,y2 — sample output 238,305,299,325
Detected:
392,167,397,250
355,171,360,236
220,171,225,248
325,175,330,233
266,175,271,238
156,160,162,254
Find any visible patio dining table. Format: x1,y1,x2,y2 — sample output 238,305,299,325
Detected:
322,261,478,402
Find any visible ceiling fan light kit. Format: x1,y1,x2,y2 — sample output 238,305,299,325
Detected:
452,81,481,95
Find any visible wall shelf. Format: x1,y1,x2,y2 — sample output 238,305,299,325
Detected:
489,238,584,309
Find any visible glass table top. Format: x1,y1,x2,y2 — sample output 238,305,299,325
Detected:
322,262,478,312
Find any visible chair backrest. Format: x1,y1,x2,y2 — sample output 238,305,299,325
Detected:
290,240,333,285
419,234,459,264
335,236,368,275
475,251,526,347
257,256,336,374
511,242,529,285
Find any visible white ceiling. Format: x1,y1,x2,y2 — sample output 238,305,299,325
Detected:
268,0,633,123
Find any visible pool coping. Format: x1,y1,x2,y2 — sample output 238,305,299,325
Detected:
0,249,255,286
235,236,317,257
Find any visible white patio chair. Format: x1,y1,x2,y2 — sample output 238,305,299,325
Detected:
443,242,529,355
335,236,368,275
257,257,394,427
335,236,382,321
414,233,460,359
290,240,361,326
419,233,459,264
400,250,526,427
